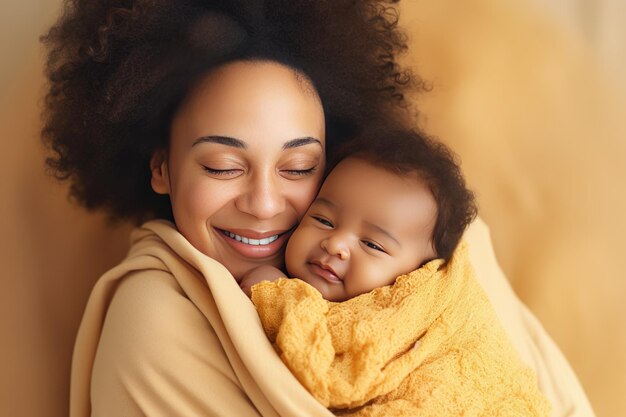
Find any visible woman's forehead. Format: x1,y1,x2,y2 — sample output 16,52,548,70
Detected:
187,60,319,105
170,60,326,150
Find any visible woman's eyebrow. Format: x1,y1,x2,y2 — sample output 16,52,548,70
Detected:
192,135,247,148
191,136,320,150
282,137,322,150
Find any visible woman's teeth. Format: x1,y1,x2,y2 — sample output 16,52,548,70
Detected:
222,230,279,245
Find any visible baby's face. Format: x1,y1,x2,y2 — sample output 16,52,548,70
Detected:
285,157,437,302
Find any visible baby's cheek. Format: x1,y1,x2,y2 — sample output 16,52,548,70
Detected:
352,261,390,294
285,233,308,277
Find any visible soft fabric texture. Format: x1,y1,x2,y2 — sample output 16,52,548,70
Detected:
70,220,334,417
70,219,595,417
252,243,551,416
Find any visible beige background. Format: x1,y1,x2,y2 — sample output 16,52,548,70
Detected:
1,1,624,416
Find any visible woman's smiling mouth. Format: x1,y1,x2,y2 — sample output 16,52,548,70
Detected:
215,227,293,258
220,230,280,245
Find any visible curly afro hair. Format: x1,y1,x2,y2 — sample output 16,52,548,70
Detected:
41,0,421,224
329,128,478,261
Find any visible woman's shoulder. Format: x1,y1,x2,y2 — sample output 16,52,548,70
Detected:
98,219,241,346
88,220,227,370
88,267,257,416
111,268,209,335
90,220,210,335
94,267,220,371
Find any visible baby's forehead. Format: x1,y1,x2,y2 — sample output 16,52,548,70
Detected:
317,157,436,231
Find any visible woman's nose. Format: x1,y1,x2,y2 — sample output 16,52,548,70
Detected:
235,173,286,220
321,234,350,260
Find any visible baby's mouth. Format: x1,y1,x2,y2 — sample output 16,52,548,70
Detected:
308,260,342,283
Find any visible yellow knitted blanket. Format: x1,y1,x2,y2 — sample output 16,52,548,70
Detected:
251,242,551,416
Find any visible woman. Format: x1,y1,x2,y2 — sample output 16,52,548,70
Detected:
41,0,594,416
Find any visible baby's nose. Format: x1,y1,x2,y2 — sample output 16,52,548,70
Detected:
321,235,350,260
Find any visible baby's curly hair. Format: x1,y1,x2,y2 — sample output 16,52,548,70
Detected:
41,0,420,224
330,128,478,261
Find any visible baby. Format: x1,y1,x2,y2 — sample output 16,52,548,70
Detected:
241,129,550,417
239,129,474,300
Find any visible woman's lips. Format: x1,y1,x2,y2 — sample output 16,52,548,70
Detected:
215,227,292,259
307,261,342,284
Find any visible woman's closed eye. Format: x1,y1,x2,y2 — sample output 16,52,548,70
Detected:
202,166,244,178
282,166,318,177
279,151,323,179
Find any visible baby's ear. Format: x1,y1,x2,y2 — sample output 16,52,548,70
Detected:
149,150,170,195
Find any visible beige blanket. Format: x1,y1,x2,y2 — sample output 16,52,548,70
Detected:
252,243,550,416
70,220,334,417
69,219,594,416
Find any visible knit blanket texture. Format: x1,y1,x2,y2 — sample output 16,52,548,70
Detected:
252,243,551,416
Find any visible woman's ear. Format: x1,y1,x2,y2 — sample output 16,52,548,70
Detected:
150,150,170,195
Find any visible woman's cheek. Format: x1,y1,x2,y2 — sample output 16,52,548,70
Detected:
187,176,238,216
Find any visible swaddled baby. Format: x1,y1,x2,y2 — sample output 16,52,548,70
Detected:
241,129,551,416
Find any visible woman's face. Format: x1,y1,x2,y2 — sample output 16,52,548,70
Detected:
150,61,326,280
